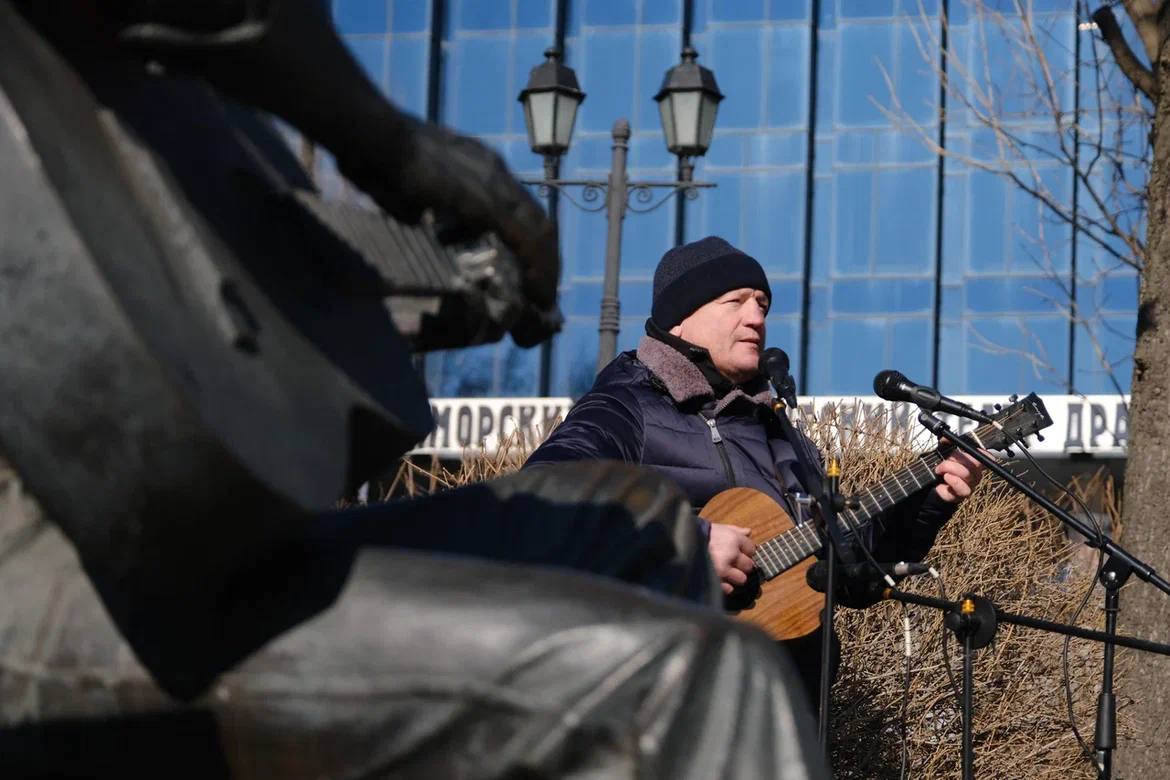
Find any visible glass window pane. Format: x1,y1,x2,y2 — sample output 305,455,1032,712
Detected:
457,0,512,30
388,37,428,117
390,0,429,32
333,0,388,34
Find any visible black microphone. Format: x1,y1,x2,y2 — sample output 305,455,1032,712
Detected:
759,348,799,410
887,561,931,577
806,560,932,608
807,560,930,581
872,370,992,423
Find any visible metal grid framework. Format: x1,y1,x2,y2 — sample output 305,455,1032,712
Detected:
324,0,1139,399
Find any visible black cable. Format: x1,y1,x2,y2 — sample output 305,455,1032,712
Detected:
838,509,883,576
992,426,1108,765
1009,441,1105,546
936,571,963,715
836,505,917,778
899,603,912,780
1062,547,1105,765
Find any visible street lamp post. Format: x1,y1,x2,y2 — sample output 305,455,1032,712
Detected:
519,47,723,374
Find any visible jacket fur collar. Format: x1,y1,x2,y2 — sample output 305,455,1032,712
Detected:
635,334,773,415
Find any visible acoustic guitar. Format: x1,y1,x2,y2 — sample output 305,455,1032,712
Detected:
699,394,1053,641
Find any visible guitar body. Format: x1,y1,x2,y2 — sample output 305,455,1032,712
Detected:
701,488,822,641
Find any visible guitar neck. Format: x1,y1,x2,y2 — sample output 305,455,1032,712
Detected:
754,448,948,576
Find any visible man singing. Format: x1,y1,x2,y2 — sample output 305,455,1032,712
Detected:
526,235,984,696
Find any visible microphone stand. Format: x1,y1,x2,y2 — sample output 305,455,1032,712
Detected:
914,410,1170,599
768,396,853,760
879,585,1170,780
1094,556,1130,778
915,410,1170,777
816,455,845,754
945,594,996,779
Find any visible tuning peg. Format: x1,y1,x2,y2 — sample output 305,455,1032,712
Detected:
993,403,1002,411
1009,394,1019,403
1004,447,1015,457
1036,433,1045,442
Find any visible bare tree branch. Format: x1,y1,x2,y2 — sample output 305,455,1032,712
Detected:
1092,6,1159,100
878,76,1144,270
874,1,1148,398
889,3,1148,270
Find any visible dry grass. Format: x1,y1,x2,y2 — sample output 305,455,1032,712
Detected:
377,428,539,500
382,402,1128,778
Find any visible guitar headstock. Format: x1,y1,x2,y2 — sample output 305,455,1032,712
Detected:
973,393,1054,452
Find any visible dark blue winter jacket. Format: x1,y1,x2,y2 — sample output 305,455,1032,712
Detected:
526,328,956,563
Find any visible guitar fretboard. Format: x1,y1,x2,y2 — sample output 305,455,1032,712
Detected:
752,449,947,580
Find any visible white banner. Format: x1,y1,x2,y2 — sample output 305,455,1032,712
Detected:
410,395,1129,460
411,397,572,456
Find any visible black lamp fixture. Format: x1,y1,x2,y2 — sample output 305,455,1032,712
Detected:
518,48,585,178
654,46,724,180
516,45,721,372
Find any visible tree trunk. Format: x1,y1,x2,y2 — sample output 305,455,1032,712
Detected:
1117,26,1170,776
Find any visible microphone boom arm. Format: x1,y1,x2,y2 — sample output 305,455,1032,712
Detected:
916,410,1170,599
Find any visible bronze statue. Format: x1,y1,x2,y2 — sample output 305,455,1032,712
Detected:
0,2,824,777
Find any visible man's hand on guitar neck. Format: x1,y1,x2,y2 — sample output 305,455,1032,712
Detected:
708,523,755,595
934,450,986,503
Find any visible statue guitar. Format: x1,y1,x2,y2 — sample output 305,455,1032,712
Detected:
699,393,1053,641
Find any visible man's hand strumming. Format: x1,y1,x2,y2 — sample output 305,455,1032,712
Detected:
708,523,755,595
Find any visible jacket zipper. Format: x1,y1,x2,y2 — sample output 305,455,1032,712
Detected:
702,414,737,487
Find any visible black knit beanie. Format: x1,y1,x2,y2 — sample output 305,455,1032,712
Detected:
650,236,771,329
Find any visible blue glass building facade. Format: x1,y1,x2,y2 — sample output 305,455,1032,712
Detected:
328,0,1139,399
